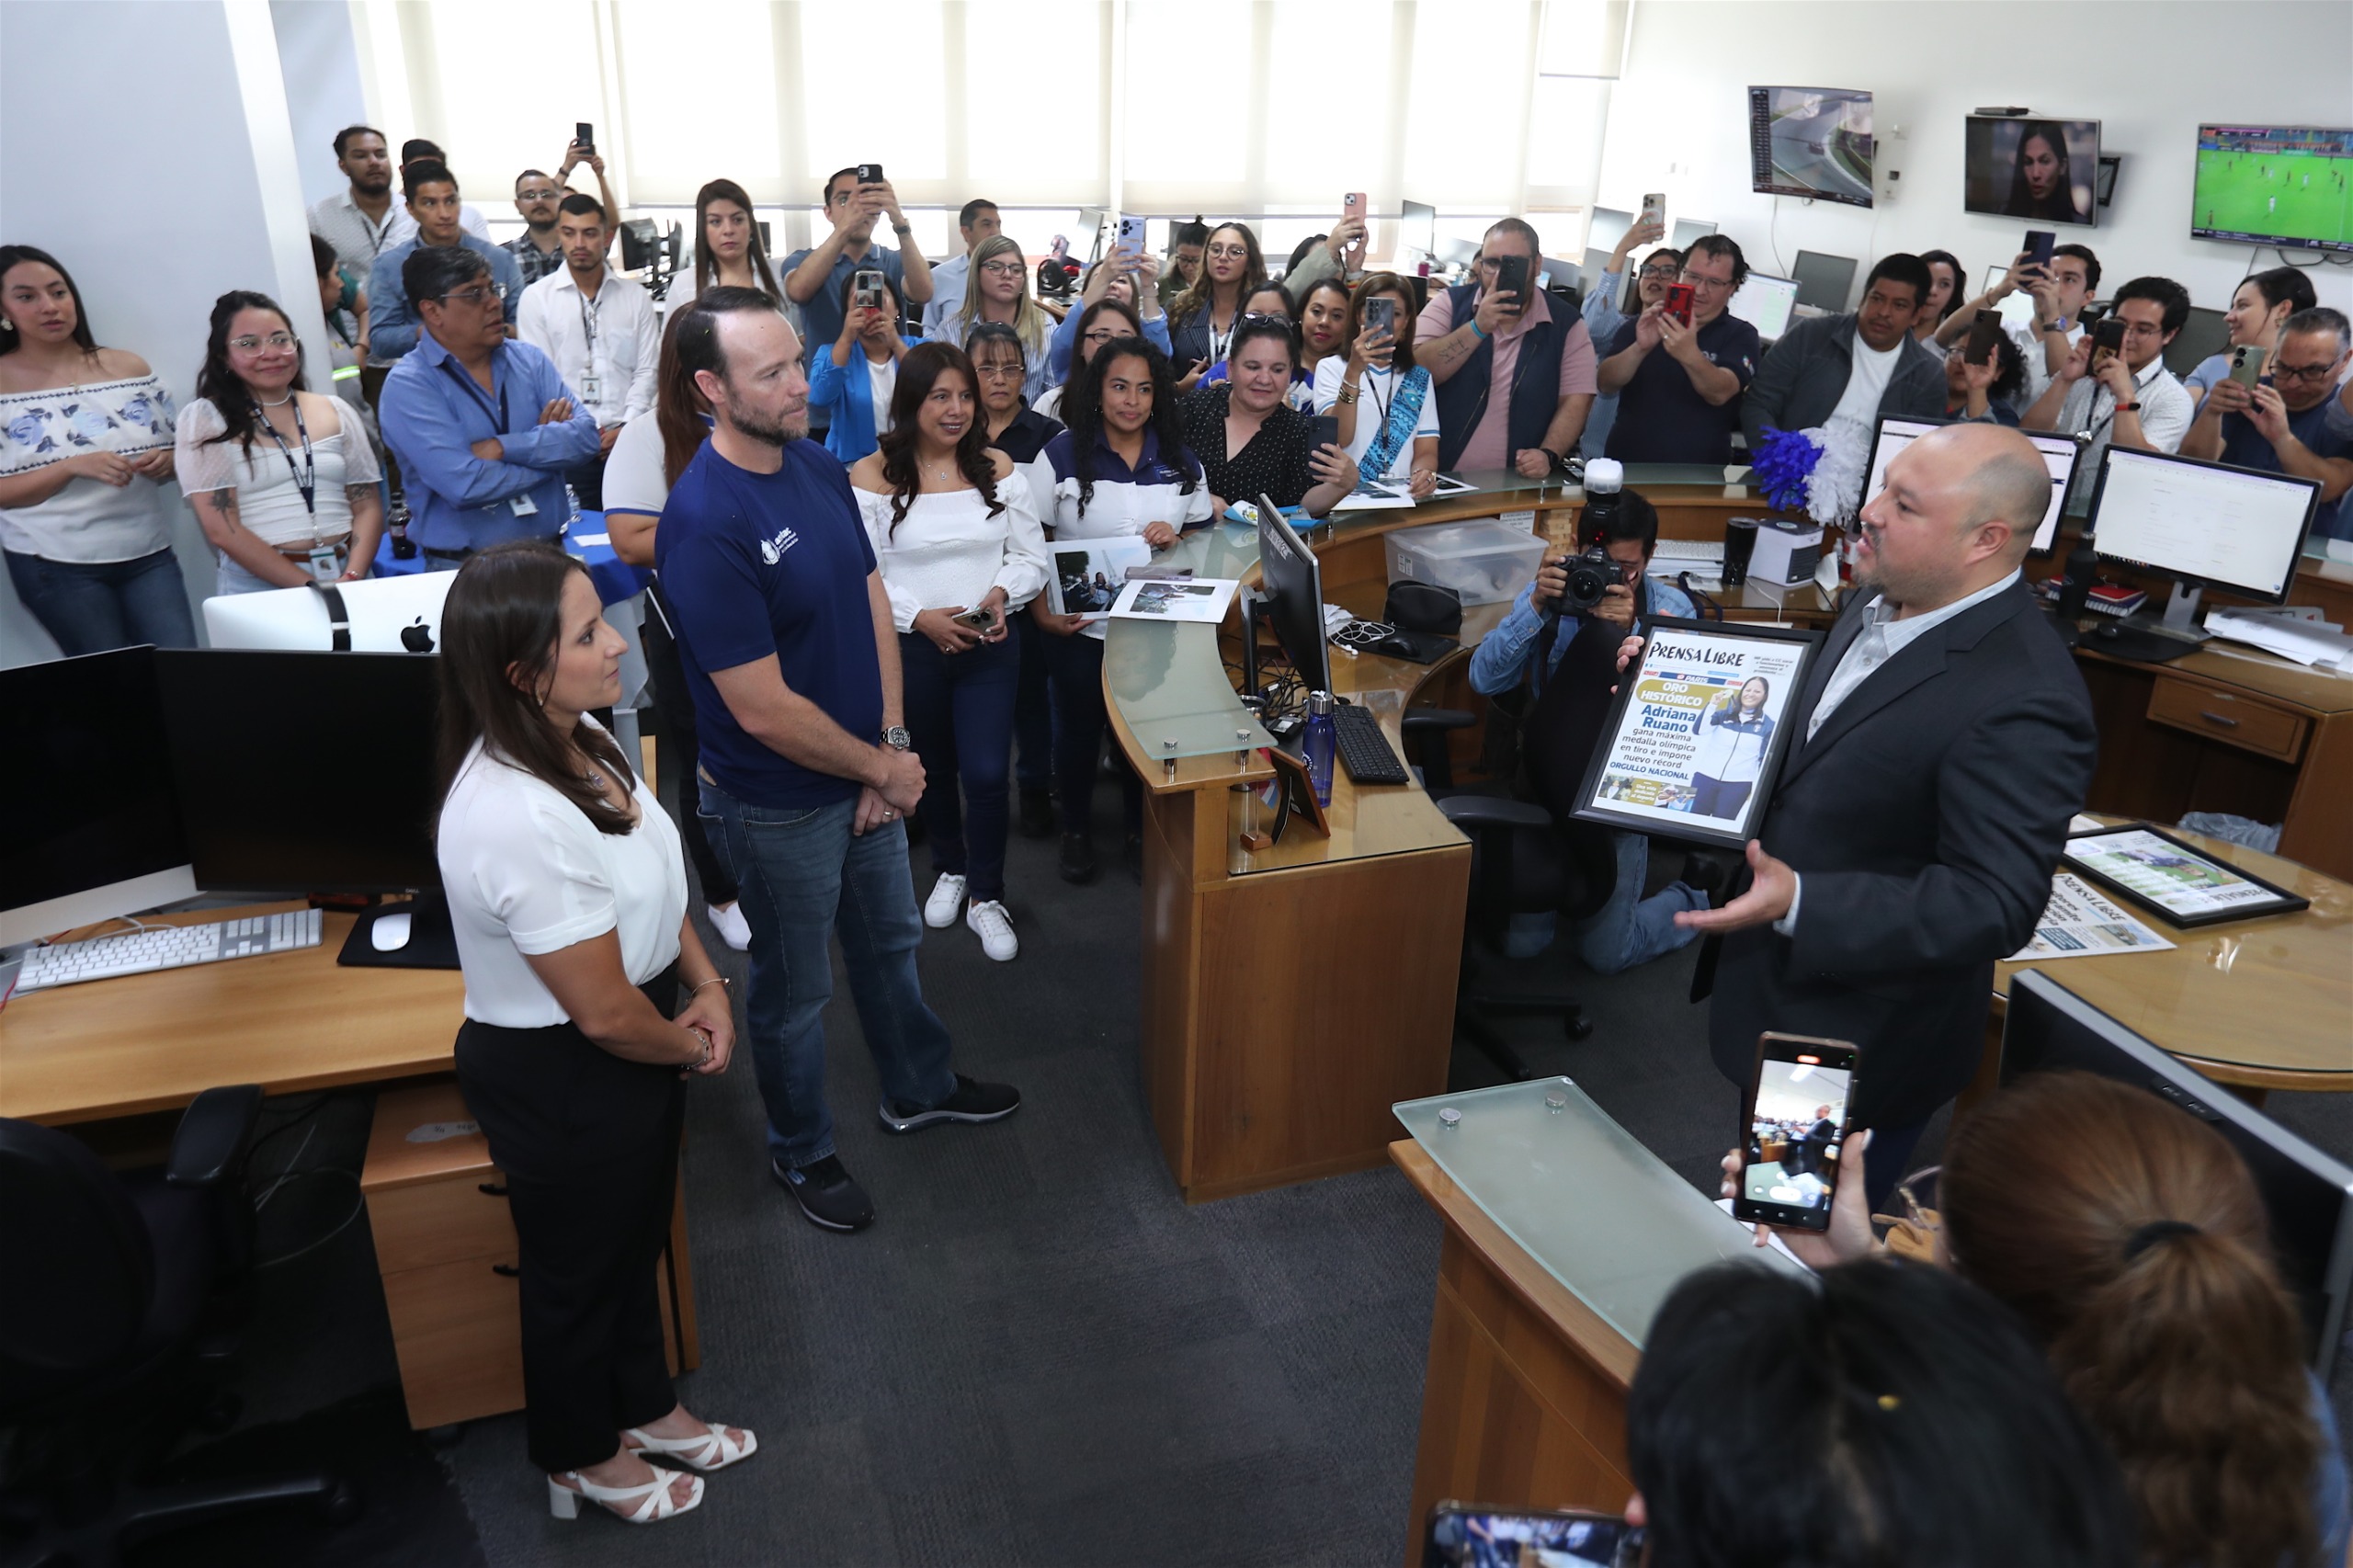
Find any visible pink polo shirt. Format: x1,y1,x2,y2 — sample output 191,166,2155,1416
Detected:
1415,288,1598,472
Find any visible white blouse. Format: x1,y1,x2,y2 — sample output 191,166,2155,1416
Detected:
858,469,1050,628
0,372,178,562
174,396,381,549
437,722,686,1028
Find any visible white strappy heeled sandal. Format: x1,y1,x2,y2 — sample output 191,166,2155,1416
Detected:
621,1420,759,1473
547,1466,705,1523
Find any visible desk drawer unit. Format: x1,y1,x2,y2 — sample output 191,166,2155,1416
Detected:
2148,676,2307,763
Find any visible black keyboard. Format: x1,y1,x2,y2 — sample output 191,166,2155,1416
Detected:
1332,701,1410,786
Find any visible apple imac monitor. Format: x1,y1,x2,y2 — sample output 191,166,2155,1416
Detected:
1862,416,2075,556
1965,116,2101,227
154,650,444,897
0,647,197,948
1728,272,1800,340
1397,199,1437,260
1254,500,1329,696
1746,86,1874,208
1790,250,1857,312
2089,447,2318,608
2001,970,2353,1378
2191,125,2353,254
203,571,456,653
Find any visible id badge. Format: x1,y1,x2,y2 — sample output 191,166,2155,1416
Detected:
306,543,342,584
580,375,601,403
510,492,540,517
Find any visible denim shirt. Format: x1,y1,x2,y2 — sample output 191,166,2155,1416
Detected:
378,328,598,554
1469,571,1695,698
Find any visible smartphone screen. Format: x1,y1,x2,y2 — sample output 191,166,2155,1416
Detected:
1964,309,2003,365
1663,282,1695,325
1491,254,1529,310
2023,228,2056,270
1427,1504,1640,1568
2229,344,2268,387
1731,1033,1859,1233
574,121,595,152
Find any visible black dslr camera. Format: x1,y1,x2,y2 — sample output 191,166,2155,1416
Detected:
1556,544,1618,613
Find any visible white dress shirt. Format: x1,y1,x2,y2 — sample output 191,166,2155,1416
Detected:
1777,569,2022,936
2051,358,2194,509
308,188,415,279
514,267,660,428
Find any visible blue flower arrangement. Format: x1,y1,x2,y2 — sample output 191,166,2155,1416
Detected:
1749,426,1824,515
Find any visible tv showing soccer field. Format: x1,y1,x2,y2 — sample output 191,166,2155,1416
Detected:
1964,117,2100,226
1747,86,1874,208
2193,126,2353,254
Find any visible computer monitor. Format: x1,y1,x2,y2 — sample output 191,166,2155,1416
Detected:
1728,272,1800,340
1586,205,1632,255
1397,199,1437,260
1254,499,1329,695
2088,446,2319,608
2000,971,2353,1377
0,647,196,948
1790,250,1858,312
204,571,457,653
1669,218,1717,249
1862,415,2075,554
2191,125,2353,255
154,650,443,897
2163,304,2233,379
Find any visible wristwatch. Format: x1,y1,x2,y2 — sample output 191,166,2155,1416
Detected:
881,726,913,751
2116,401,2142,413
892,222,913,236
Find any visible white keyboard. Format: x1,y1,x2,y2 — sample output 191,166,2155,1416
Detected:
16,910,323,994
1654,539,1726,563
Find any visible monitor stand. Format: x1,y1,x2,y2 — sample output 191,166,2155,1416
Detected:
337,892,460,970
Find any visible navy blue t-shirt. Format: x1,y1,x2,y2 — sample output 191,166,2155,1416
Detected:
1602,312,1761,466
655,437,882,808
2218,391,2353,542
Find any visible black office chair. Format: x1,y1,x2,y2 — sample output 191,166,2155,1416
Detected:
0,1086,358,1566
1402,708,1618,1081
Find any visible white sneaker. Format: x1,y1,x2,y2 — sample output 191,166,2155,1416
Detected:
707,901,751,952
924,873,967,929
965,899,1018,961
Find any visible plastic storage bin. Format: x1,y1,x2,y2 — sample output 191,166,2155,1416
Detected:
1382,518,1547,606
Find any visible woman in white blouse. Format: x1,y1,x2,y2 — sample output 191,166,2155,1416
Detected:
435,542,751,1526
849,342,1048,961
175,291,384,592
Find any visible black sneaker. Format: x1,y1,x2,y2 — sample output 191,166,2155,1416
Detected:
1018,787,1055,839
1059,833,1097,885
769,1154,874,1232
878,1074,1022,1134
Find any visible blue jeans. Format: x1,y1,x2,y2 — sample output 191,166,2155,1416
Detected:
6,548,197,655
1570,831,1707,975
899,631,1017,902
698,783,958,1169
1013,609,1053,793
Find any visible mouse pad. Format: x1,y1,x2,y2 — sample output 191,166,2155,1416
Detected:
336,903,462,970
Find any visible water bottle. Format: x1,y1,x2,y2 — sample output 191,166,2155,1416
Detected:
387,500,416,561
563,483,582,534
1302,690,1337,807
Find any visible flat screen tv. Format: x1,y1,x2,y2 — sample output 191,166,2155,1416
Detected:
1964,116,2100,227
1747,86,1874,208
2191,125,2353,254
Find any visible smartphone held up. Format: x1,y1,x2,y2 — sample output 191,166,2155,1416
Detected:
1427,1503,1640,1568
1731,1033,1858,1233
1662,282,1696,327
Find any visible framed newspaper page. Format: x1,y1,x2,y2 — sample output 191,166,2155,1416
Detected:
2059,823,2310,928
1572,616,1824,850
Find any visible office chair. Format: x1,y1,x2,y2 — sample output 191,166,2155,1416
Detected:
0,1086,358,1566
1402,708,1616,1080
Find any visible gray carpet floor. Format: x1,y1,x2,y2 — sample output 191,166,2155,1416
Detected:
218,772,2353,1566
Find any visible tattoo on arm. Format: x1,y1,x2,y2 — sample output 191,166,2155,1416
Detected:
204,491,236,519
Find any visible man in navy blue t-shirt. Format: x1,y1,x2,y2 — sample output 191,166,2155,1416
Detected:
2182,307,2353,542
655,287,1018,1233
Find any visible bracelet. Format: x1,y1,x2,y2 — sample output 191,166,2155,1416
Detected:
1336,387,1358,405
1468,321,1487,341
2116,401,2142,413
691,976,729,995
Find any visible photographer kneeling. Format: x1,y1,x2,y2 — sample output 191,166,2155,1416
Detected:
1467,483,1716,973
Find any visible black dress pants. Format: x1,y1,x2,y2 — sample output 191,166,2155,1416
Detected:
453,970,686,1473
641,584,739,904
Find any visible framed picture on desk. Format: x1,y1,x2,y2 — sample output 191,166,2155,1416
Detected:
2060,824,2311,927
1572,616,1823,850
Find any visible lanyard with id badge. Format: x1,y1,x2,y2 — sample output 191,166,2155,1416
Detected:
575,288,603,409
252,396,344,583
439,356,540,518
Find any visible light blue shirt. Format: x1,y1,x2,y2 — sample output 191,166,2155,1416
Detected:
1580,269,1631,460
377,327,598,555
1468,571,1695,698
366,233,522,367
919,254,969,339
1047,305,1173,388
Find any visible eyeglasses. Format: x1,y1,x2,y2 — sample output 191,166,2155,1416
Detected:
1082,328,1122,345
2272,360,2340,384
1206,244,1250,261
1678,271,1735,293
972,360,1025,378
1638,264,1681,280
229,332,298,352
438,286,500,307
1240,311,1290,325
516,187,563,202
979,261,1027,278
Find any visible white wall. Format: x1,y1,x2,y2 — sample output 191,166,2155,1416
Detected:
272,0,372,208
0,0,329,668
1597,0,2353,316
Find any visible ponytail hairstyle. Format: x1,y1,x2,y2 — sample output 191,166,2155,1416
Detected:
1061,336,1193,518
193,290,309,452
875,341,1003,534
435,541,637,836
1942,1071,2322,1568
693,178,782,302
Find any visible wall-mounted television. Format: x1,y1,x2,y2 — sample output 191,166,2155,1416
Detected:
1747,86,1874,208
1964,116,2100,226
2192,125,2353,254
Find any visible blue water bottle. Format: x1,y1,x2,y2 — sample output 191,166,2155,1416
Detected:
1302,690,1336,806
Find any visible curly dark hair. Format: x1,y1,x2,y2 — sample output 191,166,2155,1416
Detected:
193,290,309,453
875,341,1003,535
1062,336,1195,518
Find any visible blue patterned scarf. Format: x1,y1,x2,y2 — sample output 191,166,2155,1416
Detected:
1358,366,1430,484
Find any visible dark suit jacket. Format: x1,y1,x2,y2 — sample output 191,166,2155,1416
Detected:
1706,579,2097,1130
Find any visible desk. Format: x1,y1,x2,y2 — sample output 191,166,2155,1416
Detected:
369,509,650,608
1389,1079,1800,1567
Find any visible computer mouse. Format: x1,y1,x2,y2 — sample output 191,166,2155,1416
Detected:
2093,622,2120,641
370,912,413,952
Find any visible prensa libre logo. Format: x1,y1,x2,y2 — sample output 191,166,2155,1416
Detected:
758,526,801,565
